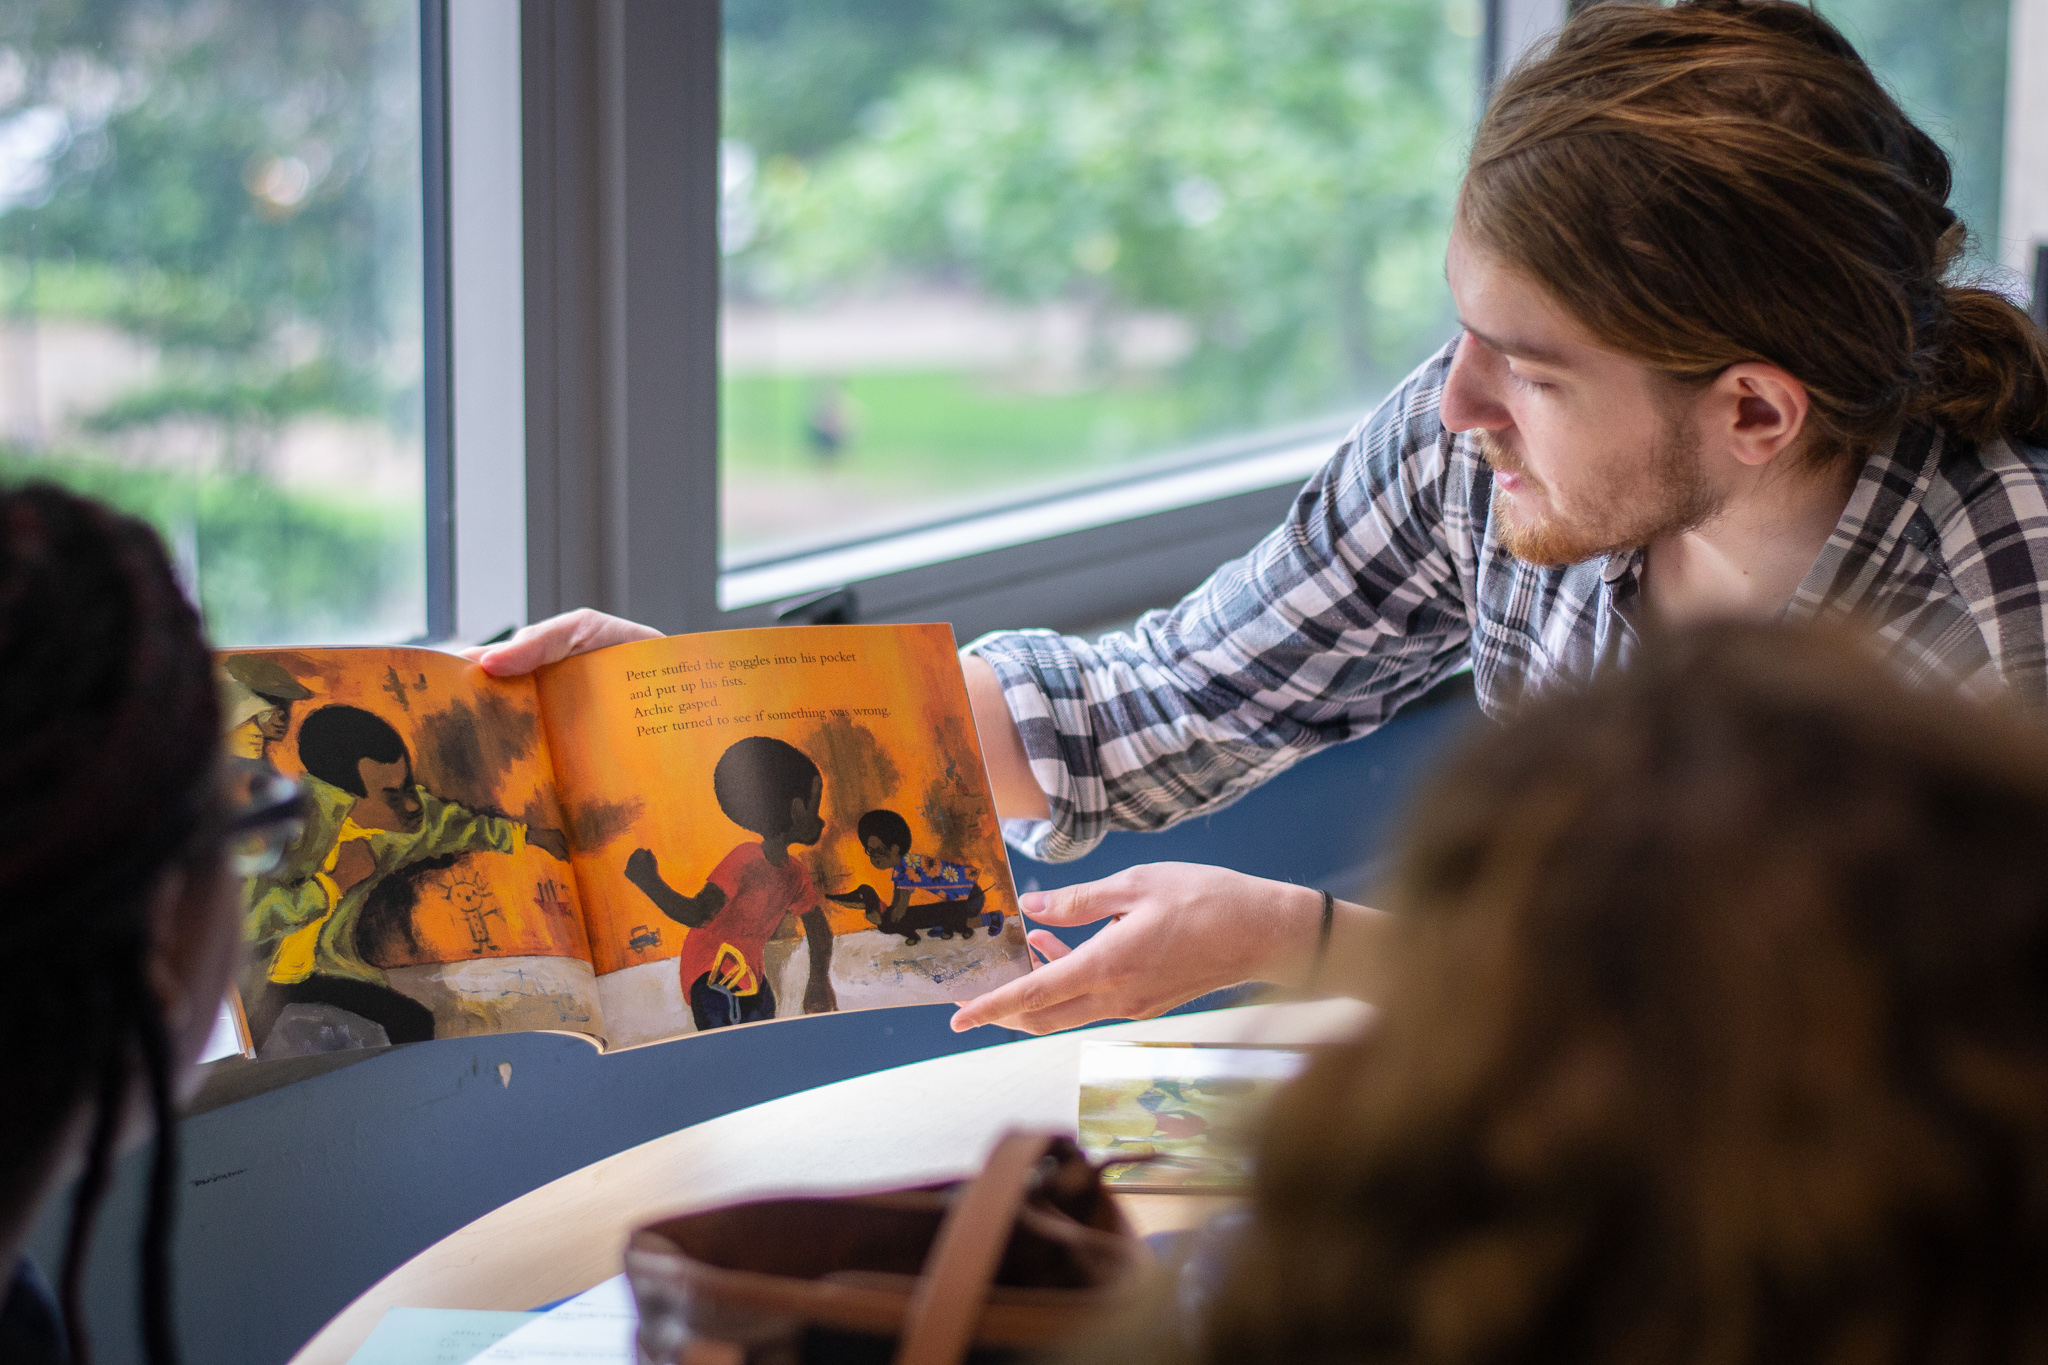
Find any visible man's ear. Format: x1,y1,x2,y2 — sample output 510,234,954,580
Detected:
1707,362,1810,468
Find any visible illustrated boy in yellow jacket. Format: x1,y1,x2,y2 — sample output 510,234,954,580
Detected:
244,703,569,1053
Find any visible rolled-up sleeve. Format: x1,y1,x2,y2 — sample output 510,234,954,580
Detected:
967,342,1479,862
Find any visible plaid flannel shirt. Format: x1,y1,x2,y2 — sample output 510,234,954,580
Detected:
969,340,2048,863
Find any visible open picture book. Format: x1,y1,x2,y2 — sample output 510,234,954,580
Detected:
214,623,1030,1059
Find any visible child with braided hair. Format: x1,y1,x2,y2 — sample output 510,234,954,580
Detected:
0,484,299,1365
1085,624,2048,1365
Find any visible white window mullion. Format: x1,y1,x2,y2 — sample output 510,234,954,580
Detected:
449,0,530,642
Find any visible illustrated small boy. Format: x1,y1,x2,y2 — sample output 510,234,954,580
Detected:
624,735,838,1031
826,808,1002,946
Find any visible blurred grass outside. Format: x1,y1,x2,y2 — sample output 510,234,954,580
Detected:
0,444,424,646
724,369,1194,481
718,366,1370,556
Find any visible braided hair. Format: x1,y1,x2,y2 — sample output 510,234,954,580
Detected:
0,484,222,1365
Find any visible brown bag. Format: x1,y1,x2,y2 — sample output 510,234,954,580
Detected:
626,1131,1151,1365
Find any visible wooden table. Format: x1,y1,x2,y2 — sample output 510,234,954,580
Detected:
289,999,1370,1365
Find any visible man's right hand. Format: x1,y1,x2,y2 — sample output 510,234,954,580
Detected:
461,609,663,677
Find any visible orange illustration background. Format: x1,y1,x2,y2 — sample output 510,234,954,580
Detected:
221,647,590,967
533,623,1017,978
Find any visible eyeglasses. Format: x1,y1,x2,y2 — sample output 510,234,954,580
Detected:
221,767,308,877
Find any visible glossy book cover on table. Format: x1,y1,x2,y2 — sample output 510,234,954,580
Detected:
1078,1042,1311,1191
217,624,1029,1060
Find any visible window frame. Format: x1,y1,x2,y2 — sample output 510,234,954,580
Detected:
448,0,531,642
2002,0,2048,316
421,0,456,643
517,0,717,637
498,0,1592,641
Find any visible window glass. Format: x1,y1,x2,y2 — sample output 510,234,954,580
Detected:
1817,0,2008,271
720,0,1481,563
0,0,428,645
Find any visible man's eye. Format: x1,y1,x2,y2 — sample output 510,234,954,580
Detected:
1508,369,1551,392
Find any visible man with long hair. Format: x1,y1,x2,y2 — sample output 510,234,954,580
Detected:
464,1,2048,1033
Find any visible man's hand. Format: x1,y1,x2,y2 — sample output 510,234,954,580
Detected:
461,609,663,678
528,826,570,861
948,863,1336,1035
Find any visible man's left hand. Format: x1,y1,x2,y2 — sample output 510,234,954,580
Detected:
948,863,1333,1035
461,609,662,677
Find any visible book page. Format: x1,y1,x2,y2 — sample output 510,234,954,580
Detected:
219,648,602,1059
534,624,1029,1050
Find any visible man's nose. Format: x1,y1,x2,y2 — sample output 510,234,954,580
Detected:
1440,333,1513,434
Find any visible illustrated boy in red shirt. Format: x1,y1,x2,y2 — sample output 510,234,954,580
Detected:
623,736,837,1030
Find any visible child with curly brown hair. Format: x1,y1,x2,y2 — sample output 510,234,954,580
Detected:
1104,620,2048,1365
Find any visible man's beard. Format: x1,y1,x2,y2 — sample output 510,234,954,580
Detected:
1482,422,1721,568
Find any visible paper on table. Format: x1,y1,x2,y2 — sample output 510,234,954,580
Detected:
343,1308,536,1364
200,993,251,1063
463,1275,636,1364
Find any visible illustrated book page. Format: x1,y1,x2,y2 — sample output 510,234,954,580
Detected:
218,647,600,1060
533,622,1031,1050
